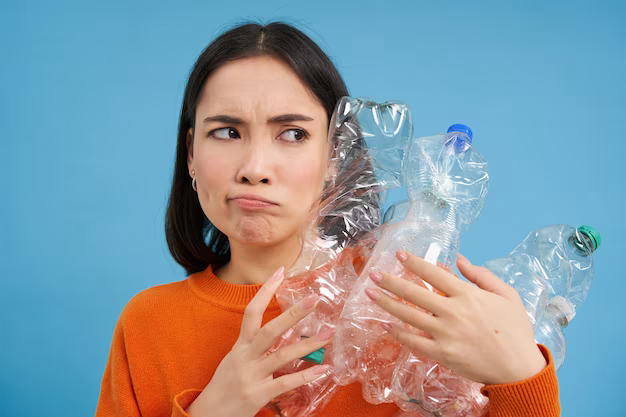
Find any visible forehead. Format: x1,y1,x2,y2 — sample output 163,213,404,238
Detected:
197,55,326,118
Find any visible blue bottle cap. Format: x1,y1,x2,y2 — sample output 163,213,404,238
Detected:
447,124,473,143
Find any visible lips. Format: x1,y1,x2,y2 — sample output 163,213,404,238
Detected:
230,193,278,205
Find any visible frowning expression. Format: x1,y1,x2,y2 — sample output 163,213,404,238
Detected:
187,55,330,246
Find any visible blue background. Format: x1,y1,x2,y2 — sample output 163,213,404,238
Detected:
1,0,624,415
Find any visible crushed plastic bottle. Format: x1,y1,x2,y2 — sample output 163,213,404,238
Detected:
485,224,600,369
390,223,600,416
264,97,413,417
332,125,489,405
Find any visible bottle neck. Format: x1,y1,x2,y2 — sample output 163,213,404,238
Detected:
569,230,594,256
406,191,459,226
405,196,460,270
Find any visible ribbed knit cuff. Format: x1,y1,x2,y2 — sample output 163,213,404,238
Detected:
480,344,560,417
171,388,203,417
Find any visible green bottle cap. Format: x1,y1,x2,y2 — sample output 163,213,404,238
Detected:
301,347,325,365
578,225,601,251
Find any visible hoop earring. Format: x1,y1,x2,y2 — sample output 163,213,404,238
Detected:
191,170,197,192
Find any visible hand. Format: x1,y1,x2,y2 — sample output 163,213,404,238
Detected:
365,251,547,386
185,267,335,417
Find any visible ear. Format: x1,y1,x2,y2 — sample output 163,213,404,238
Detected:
186,127,194,172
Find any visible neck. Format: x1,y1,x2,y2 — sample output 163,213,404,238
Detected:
215,233,303,285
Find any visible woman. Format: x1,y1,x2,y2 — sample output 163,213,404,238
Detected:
95,22,560,417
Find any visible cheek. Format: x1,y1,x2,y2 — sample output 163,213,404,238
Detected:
195,148,233,220
200,154,230,194
280,152,326,207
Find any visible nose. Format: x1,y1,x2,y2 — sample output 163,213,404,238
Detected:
236,140,272,185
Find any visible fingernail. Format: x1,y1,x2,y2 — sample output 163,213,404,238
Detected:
365,288,381,301
457,253,468,264
369,271,383,284
312,364,330,375
381,322,392,332
270,266,285,282
318,327,336,341
396,250,408,262
301,294,319,309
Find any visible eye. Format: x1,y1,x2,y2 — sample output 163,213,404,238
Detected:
209,127,240,139
279,128,309,143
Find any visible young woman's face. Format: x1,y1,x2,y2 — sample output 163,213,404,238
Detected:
187,55,330,247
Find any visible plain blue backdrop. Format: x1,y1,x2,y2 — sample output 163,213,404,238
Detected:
1,0,624,416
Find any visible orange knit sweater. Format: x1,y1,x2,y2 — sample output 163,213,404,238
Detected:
95,264,561,417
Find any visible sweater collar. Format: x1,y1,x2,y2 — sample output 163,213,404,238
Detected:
187,264,282,312
187,247,365,313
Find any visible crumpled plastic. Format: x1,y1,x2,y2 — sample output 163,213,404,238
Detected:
261,94,591,417
264,96,413,416
332,126,489,412
483,224,597,370
263,95,493,416
386,203,598,416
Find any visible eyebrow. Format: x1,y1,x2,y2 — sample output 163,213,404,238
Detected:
202,113,314,124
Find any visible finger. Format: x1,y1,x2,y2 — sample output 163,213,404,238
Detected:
397,251,467,297
266,364,330,400
261,327,336,376
457,253,516,298
365,286,440,337
239,267,285,343
381,322,438,358
249,294,321,357
369,271,450,317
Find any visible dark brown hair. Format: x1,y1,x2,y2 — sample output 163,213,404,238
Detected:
165,21,380,276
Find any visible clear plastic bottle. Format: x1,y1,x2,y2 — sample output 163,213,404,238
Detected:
484,224,601,370
332,125,489,405
390,224,600,416
264,97,413,417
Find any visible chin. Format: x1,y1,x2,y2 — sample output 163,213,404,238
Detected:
233,218,304,247
230,216,275,243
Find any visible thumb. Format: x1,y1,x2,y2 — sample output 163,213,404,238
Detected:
457,253,512,298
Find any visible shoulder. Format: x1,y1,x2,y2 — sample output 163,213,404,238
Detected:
118,276,192,328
